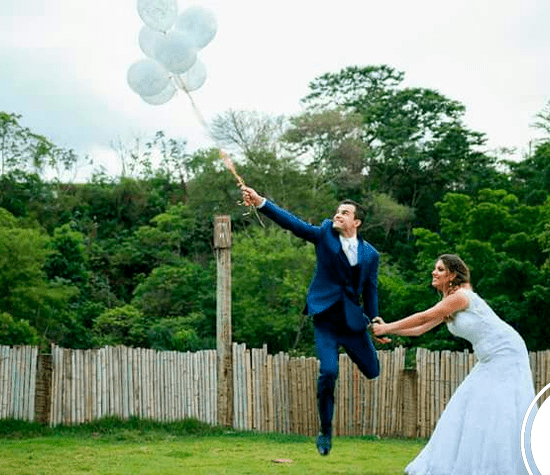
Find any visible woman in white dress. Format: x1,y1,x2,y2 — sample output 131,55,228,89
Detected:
372,254,535,475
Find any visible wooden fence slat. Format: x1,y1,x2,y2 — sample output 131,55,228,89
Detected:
20,347,27,420
21,347,29,420
13,347,21,420
48,346,55,426
176,351,181,422
0,347,6,419
28,346,38,422
233,345,239,428
74,349,80,424
186,350,192,421
0,346,5,419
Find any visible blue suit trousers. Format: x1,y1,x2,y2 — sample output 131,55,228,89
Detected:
314,307,379,436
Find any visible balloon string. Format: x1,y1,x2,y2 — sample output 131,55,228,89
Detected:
175,75,264,227
176,77,208,130
174,75,243,184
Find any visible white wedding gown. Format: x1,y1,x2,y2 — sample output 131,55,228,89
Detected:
405,289,535,475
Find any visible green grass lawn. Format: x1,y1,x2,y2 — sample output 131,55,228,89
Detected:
0,419,425,475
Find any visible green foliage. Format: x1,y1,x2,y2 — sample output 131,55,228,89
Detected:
93,304,147,348
0,93,549,352
298,65,499,231
0,207,16,227
232,227,316,353
130,260,216,349
47,308,95,349
147,202,211,260
507,139,550,201
281,109,367,190
0,217,77,342
132,261,213,320
0,171,53,219
44,223,89,285
147,313,213,352
411,228,447,273
0,312,39,345
409,188,549,349
436,193,472,246
0,112,74,176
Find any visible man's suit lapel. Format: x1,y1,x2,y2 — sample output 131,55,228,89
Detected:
356,239,364,266
356,239,368,290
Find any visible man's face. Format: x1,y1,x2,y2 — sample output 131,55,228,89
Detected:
332,204,360,236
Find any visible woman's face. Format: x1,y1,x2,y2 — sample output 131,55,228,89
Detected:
431,259,455,292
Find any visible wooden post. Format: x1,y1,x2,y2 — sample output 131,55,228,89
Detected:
34,354,52,424
401,368,418,438
214,215,233,427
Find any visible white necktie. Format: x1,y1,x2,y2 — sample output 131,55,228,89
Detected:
342,239,357,266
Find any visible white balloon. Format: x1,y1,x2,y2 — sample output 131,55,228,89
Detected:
127,59,170,97
154,30,197,74
138,25,165,58
175,6,217,48
178,59,207,92
137,0,178,32
141,81,177,105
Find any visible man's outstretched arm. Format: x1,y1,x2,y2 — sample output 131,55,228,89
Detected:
241,186,320,243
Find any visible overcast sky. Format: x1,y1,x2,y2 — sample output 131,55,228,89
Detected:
1,0,549,181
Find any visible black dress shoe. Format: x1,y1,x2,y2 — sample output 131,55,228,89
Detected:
316,433,331,456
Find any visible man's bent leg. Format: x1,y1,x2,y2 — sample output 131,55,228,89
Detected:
343,331,380,379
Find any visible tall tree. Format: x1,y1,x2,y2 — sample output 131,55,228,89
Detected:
298,66,500,229
531,99,550,136
0,210,77,343
507,140,550,204
209,109,286,160
0,112,78,177
281,109,367,199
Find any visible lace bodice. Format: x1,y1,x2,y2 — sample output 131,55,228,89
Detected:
446,289,528,362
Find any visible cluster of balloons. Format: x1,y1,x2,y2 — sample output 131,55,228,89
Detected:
127,0,217,105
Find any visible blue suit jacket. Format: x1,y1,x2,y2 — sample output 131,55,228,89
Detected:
259,200,379,333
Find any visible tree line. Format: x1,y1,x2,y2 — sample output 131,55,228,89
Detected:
1,65,549,355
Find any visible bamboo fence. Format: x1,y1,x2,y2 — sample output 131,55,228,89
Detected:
49,345,217,427
1,344,549,438
0,345,38,421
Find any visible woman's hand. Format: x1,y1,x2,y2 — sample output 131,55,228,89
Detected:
368,317,392,344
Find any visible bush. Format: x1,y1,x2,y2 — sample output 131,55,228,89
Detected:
0,312,39,346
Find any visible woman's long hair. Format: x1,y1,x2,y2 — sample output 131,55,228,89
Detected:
438,254,471,287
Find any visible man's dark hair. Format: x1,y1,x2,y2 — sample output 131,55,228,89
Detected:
340,199,366,227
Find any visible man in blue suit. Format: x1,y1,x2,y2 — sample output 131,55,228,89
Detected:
242,186,386,455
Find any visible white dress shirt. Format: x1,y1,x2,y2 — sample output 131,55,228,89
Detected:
339,235,358,266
